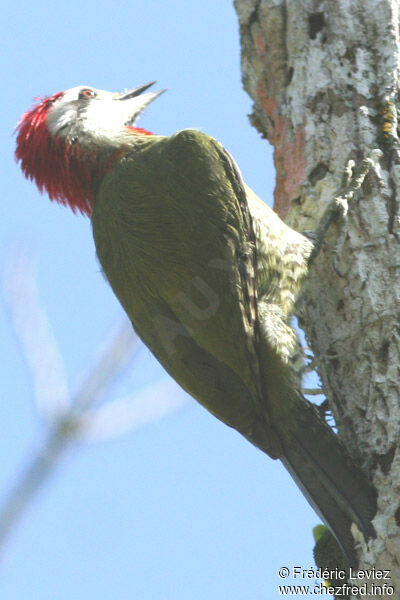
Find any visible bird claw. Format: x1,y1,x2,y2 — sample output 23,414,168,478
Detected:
302,229,318,242
332,254,345,278
307,149,381,269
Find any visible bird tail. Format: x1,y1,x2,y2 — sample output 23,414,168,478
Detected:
278,392,376,566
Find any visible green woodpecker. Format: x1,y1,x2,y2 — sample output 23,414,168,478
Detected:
15,83,376,564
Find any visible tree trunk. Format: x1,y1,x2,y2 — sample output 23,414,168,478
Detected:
234,0,400,591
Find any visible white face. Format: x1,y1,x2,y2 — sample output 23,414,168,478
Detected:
46,84,162,145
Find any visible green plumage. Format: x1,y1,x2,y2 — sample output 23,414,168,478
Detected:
92,129,376,564
93,131,273,448
16,86,377,569
313,525,349,599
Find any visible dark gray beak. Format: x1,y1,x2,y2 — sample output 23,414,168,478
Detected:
115,82,166,126
118,82,166,101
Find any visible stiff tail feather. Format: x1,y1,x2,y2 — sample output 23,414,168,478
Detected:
278,394,376,566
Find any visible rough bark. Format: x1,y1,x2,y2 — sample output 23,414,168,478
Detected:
234,0,400,593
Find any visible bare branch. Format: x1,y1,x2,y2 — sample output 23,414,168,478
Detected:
4,248,69,420
80,378,188,442
0,250,185,553
70,319,139,416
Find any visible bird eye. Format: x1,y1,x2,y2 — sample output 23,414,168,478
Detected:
79,89,96,99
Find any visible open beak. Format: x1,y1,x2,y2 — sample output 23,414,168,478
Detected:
118,82,158,100
117,82,166,125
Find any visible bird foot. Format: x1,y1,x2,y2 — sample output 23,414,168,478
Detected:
307,149,382,269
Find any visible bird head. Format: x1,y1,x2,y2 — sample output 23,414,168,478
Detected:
15,83,164,216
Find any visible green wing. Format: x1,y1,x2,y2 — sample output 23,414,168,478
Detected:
92,129,282,457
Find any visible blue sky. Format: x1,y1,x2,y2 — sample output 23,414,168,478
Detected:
2,1,320,597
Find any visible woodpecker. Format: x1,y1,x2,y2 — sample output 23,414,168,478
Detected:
15,83,376,564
